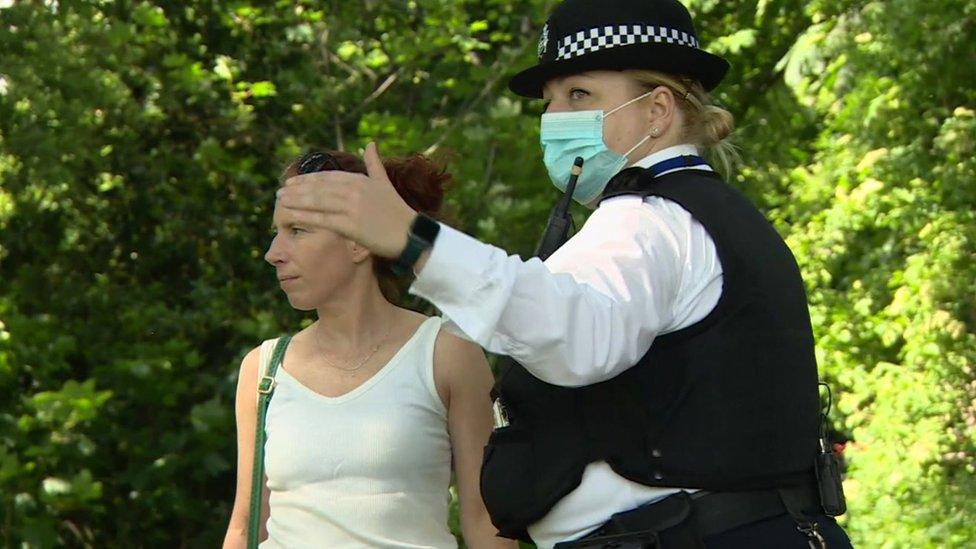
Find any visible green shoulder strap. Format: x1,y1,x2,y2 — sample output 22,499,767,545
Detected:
247,335,291,549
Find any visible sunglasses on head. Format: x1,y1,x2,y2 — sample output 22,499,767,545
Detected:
296,151,342,175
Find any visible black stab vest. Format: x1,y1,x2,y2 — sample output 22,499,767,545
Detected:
479,169,821,540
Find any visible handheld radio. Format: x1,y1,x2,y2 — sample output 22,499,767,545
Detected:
537,156,584,260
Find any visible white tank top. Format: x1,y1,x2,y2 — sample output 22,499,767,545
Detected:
258,317,457,549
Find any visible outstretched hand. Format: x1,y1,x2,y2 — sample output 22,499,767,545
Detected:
276,142,417,259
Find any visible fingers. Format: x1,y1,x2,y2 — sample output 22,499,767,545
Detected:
276,178,347,213
277,207,341,231
281,169,360,188
363,142,390,183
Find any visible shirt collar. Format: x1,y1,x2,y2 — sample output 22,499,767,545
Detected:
632,144,712,174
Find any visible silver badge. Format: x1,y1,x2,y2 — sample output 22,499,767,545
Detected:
492,398,510,429
538,23,549,58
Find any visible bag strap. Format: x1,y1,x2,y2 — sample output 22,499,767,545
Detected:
246,335,291,549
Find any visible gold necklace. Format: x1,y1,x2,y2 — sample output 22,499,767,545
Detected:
314,321,392,373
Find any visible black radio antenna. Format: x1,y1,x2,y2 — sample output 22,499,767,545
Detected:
537,156,583,260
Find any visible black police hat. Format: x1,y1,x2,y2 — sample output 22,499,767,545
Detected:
508,0,730,98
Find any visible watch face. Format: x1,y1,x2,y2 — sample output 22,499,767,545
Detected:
412,213,441,243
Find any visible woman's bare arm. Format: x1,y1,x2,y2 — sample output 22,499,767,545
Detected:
434,331,517,549
222,346,271,549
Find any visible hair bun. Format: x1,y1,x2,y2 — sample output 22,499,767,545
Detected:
383,154,448,217
701,105,734,145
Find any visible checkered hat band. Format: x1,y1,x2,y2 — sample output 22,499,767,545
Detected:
556,24,700,60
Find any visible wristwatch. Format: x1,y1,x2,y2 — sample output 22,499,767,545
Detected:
392,213,440,277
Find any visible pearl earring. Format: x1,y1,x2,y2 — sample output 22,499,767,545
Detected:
650,127,661,137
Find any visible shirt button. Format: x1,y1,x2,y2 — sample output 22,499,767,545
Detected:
653,471,664,480
651,448,662,458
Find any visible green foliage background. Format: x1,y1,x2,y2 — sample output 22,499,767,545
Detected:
0,0,973,546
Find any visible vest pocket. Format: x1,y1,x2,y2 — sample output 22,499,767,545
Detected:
480,426,535,536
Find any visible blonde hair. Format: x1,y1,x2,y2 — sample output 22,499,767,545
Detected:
625,70,739,176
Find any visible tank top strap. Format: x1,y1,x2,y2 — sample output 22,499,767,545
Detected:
406,316,447,415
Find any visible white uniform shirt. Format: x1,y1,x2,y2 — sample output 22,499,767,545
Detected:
409,144,724,547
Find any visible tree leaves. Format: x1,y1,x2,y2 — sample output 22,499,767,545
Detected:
1,0,973,546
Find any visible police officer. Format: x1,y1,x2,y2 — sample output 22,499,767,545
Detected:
277,1,854,547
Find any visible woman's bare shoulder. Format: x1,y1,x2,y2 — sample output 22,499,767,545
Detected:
432,324,492,392
238,345,262,379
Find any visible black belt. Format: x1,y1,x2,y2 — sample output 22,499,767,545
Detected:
555,484,822,548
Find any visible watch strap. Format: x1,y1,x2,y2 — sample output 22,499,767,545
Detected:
392,213,440,276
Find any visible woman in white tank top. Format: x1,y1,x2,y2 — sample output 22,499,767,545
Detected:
222,151,514,549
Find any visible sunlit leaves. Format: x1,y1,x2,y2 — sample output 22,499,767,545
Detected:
0,0,973,546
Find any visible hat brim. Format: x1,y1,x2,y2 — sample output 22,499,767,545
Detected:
508,43,730,98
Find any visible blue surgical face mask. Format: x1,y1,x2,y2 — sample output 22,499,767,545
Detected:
540,90,654,204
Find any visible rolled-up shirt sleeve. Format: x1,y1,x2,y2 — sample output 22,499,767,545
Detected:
409,195,685,387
